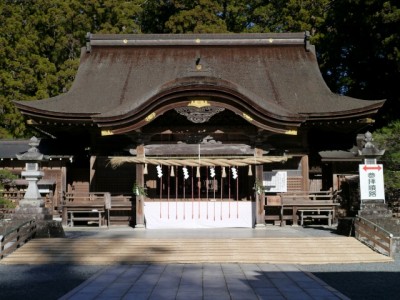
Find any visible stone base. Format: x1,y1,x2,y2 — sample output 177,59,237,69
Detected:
254,223,266,229
12,205,59,237
14,206,52,221
134,224,146,230
34,220,65,238
19,199,45,208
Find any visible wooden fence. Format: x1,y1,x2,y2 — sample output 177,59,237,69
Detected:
354,216,395,257
0,219,37,259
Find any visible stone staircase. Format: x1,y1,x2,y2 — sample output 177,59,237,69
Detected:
0,236,392,265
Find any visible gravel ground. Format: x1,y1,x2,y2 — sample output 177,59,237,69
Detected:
0,226,399,299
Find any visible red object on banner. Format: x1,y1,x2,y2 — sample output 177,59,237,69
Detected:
362,165,382,171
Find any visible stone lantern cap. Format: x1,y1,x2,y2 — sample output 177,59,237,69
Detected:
357,131,385,158
16,136,49,161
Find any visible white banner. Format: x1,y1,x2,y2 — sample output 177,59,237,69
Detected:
359,164,385,201
144,201,255,229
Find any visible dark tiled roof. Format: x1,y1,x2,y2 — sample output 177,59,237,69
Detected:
15,33,384,125
0,140,31,158
0,139,73,158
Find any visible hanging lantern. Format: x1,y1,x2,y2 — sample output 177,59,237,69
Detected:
196,166,200,178
170,166,175,177
143,163,148,175
222,167,226,178
248,165,252,176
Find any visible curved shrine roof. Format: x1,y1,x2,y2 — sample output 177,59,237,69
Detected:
14,32,385,132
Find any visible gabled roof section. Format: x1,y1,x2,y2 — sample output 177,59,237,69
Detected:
14,32,385,132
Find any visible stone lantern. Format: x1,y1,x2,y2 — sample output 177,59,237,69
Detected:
14,137,52,221
357,131,385,164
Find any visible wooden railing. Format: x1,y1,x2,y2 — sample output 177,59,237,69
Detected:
354,216,394,257
0,219,37,259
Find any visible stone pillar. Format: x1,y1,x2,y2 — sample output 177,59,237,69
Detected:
135,145,145,229
254,148,266,228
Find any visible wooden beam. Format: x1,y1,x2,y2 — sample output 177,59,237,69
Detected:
255,147,266,227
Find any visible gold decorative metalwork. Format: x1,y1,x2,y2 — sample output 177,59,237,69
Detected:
145,112,156,122
285,130,297,135
242,113,253,122
175,106,225,123
101,130,114,136
188,100,210,108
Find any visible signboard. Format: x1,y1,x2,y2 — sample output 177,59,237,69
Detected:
359,164,385,201
263,171,287,193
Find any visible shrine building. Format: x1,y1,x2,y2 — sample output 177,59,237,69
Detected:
7,32,384,228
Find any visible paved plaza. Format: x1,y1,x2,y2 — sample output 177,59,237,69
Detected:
2,226,399,299
59,263,348,300
57,226,348,300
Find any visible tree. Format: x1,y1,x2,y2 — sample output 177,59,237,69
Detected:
0,0,143,138
374,121,400,192
0,169,17,209
316,0,400,126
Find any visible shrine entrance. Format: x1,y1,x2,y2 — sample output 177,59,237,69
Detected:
107,105,293,229
110,145,289,229
142,164,255,228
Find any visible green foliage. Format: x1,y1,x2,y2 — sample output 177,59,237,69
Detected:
0,0,143,137
165,0,228,33
0,198,16,209
0,169,17,187
133,182,147,196
373,120,400,190
0,170,17,208
316,0,400,114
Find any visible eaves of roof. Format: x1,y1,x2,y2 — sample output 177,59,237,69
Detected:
14,32,385,132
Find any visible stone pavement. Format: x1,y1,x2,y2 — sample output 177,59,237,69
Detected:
59,263,349,300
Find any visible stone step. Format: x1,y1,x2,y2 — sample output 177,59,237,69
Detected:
0,237,392,265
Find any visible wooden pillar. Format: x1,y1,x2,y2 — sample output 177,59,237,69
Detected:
255,148,266,228
89,155,96,192
301,155,310,191
135,145,145,229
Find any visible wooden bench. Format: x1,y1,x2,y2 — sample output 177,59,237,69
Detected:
265,190,340,226
68,209,103,227
298,209,334,226
62,193,106,226
62,193,133,227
